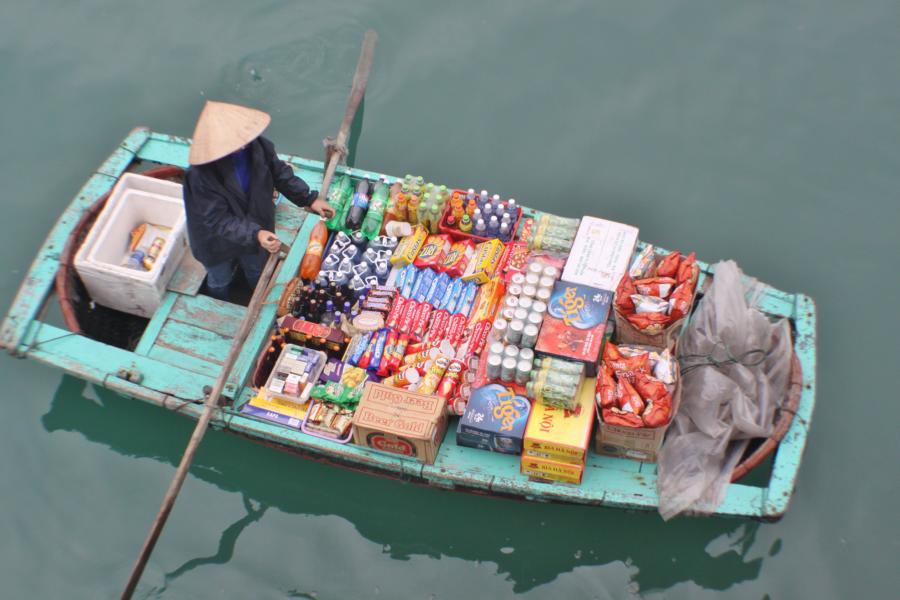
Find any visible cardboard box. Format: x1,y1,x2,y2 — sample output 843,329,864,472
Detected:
522,378,596,465
520,455,584,485
595,364,681,463
534,281,612,376
561,216,639,291
456,384,531,455
352,383,448,464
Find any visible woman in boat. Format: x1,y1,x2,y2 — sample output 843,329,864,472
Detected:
183,100,335,300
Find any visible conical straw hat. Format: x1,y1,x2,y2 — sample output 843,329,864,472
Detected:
188,101,271,165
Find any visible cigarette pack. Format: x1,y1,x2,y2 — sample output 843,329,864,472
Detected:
456,384,531,455
534,281,612,376
522,379,595,465
352,382,448,464
561,216,639,291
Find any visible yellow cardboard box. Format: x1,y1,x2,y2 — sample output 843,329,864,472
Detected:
522,377,596,465
520,455,584,485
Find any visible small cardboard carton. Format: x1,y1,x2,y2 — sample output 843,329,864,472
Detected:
561,216,639,292
522,378,596,466
520,455,584,485
595,360,681,463
534,281,612,376
352,382,448,464
456,384,531,455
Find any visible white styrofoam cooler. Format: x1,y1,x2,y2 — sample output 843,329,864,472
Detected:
75,173,188,318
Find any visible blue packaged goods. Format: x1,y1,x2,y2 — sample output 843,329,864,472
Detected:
439,277,463,311
455,280,479,316
456,384,532,455
412,268,436,302
426,271,451,304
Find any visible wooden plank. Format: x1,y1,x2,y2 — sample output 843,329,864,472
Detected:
133,293,178,356
167,249,206,296
155,320,230,365
148,344,221,377
168,294,245,339
24,323,211,401
137,133,190,167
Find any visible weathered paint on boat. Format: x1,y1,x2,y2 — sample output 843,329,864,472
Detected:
0,129,817,519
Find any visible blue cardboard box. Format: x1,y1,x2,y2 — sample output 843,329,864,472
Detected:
456,384,531,455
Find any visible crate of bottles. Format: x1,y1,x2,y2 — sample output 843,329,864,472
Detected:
438,189,522,243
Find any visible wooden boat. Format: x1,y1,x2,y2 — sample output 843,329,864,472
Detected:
0,128,817,519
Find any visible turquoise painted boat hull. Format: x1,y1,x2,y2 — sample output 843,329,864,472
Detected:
0,129,817,519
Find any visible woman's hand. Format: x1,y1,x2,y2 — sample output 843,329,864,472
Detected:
257,230,282,253
309,198,336,219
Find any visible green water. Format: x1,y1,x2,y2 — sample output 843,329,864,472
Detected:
2,1,898,598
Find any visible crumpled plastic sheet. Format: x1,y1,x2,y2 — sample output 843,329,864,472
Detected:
657,260,792,520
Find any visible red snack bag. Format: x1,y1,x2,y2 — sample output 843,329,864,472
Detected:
625,312,671,331
667,282,693,321
607,352,651,383
677,252,697,287
603,341,622,362
413,234,452,269
635,277,677,298
615,275,637,313
642,395,672,428
439,240,476,277
500,242,530,277
596,364,618,409
616,378,645,415
633,372,669,404
602,407,644,428
656,251,681,278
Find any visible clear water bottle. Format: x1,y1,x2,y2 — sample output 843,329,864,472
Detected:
474,218,487,235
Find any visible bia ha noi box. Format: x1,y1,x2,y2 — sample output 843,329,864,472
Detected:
520,378,596,484
352,382,448,464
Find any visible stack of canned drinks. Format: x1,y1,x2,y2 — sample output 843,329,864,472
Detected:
484,259,561,386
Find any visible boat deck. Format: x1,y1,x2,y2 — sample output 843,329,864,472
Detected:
0,128,817,519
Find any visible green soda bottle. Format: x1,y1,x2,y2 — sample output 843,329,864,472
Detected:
361,178,389,239
326,175,352,230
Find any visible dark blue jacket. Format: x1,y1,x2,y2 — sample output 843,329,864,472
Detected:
182,136,318,266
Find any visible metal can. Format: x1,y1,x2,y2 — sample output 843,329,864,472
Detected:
521,284,537,299
489,341,505,359
515,358,533,384
503,344,520,360
491,318,508,342
501,357,517,382
517,296,533,312
525,273,540,287
527,311,543,328
506,320,524,345
513,307,528,322
521,323,539,348
538,276,555,291
518,347,534,362
486,354,502,380
510,273,526,286
535,287,551,303
531,300,547,315
507,284,522,297
504,295,519,310
527,263,544,277
542,265,559,279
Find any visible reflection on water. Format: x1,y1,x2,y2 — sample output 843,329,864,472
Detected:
43,376,773,594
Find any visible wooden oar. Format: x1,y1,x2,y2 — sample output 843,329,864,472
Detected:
121,29,378,599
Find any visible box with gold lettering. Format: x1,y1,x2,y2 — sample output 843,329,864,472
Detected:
352,382,448,464
521,377,596,467
456,384,532,455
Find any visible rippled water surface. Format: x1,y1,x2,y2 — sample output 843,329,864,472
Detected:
1,1,898,598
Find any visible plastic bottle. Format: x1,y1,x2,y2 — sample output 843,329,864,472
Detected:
344,179,370,230
459,214,472,233
325,175,352,230
428,202,442,233
466,198,477,216
488,215,500,235
299,220,328,280
499,222,510,239
407,192,420,225
361,178,389,238
417,193,431,228
474,218,487,235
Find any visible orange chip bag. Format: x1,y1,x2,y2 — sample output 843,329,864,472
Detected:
635,277,677,298
603,342,622,362
608,352,651,384
602,407,644,428
596,364,618,409
625,312,671,331
656,251,681,278
617,377,646,415
677,252,697,287
615,275,637,312
642,395,672,428
668,282,693,321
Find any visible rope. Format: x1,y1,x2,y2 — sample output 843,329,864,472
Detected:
679,342,772,375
